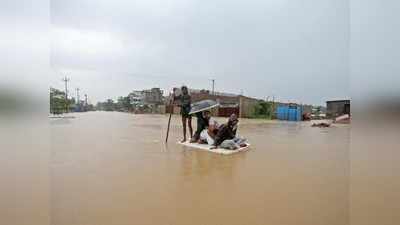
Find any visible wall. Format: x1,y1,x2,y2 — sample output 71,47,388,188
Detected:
218,107,240,117
190,91,239,104
326,100,350,118
239,96,259,118
158,105,166,114
276,105,303,121
165,89,261,118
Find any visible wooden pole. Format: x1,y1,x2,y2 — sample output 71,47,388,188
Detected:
165,112,172,143
165,92,175,143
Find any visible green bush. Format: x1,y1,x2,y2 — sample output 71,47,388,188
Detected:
251,101,273,119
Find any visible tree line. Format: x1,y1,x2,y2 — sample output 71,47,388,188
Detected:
50,87,94,114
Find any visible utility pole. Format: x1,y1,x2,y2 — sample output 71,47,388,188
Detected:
266,96,271,119
272,95,275,119
62,76,70,113
211,79,215,95
84,94,88,112
75,88,80,105
75,87,80,112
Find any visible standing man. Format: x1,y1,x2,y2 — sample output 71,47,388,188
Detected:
174,86,193,142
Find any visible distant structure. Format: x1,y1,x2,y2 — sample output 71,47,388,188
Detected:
190,89,239,103
142,88,164,104
166,88,260,118
129,91,144,106
326,99,350,118
163,87,324,119
276,104,303,121
311,105,327,119
128,88,164,113
129,88,163,105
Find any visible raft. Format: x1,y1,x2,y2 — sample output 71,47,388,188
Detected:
178,141,251,155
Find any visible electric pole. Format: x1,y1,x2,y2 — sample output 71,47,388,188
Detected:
76,88,80,105
272,95,275,119
211,79,215,95
84,94,88,112
62,76,70,113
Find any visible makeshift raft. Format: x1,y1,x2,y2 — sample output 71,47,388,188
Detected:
178,141,251,155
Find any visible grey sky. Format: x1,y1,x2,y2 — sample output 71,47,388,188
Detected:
50,0,349,105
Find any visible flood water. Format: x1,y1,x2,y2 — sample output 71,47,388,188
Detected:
50,111,350,225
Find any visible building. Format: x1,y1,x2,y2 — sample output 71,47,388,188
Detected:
326,99,350,118
218,103,240,117
189,89,239,103
129,88,164,106
128,88,164,113
165,88,260,118
129,91,143,106
167,88,240,116
142,88,164,104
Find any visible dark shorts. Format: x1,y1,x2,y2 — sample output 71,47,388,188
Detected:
181,106,191,118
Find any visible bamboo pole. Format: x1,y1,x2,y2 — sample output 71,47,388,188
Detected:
165,92,175,143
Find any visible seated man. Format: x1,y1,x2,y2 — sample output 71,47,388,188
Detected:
212,114,247,150
198,112,219,145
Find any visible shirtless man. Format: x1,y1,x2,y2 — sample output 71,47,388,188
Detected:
174,86,193,142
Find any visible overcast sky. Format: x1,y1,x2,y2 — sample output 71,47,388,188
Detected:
50,0,349,105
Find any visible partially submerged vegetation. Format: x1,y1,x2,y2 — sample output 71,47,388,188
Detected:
250,101,274,119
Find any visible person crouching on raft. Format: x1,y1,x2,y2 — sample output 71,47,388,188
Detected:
190,110,211,143
195,110,219,145
174,86,193,142
211,114,247,150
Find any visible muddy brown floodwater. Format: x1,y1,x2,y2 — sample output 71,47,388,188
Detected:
50,111,350,225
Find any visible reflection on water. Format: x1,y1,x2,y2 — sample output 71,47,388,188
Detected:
50,112,349,225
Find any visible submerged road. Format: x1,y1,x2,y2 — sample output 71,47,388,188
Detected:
49,111,350,225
